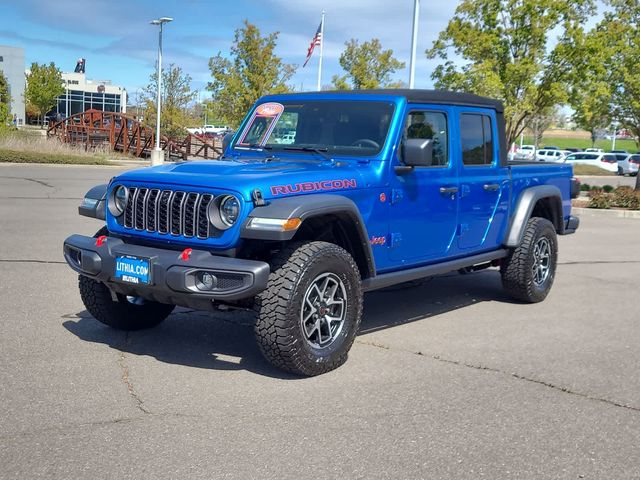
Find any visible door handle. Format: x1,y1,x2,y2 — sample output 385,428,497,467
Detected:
483,184,500,191
439,186,459,195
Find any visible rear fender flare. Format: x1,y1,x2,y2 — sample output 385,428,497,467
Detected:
504,185,563,247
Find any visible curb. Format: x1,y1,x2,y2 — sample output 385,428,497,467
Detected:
572,207,640,219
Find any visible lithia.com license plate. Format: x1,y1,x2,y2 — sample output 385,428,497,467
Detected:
115,256,151,284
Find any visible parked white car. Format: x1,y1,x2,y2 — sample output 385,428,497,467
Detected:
617,154,640,176
535,149,567,162
187,125,230,136
584,148,605,153
514,145,536,161
563,152,619,173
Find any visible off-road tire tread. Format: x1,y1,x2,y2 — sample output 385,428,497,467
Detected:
79,275,174,330
254,241,363,376
500,217,557,303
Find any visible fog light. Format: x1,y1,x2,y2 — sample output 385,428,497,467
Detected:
196,271,217,291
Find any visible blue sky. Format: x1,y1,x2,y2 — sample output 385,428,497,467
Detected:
0,0,460,100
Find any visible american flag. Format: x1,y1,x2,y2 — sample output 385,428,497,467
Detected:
303,20,323,67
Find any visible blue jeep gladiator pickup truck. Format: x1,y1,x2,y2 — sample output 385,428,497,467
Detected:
63,89,579,376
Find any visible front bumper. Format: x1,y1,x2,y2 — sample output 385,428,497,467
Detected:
63,234,270,310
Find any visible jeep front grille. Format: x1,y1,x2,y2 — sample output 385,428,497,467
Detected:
122,187,214,239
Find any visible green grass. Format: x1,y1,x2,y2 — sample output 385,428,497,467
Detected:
522,136,638,152
572,165,615,176
0,148,111,165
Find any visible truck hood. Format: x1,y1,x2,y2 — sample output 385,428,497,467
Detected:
116,157,374,200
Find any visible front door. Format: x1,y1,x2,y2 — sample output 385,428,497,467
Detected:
388,107,459,266
457,111,509,251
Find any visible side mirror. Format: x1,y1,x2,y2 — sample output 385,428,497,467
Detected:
403,138,433,167
222,132,235,154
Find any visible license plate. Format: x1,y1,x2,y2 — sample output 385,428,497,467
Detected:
115,256,151,285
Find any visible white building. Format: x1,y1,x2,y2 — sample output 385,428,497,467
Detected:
52,72,127,118
0,45,26,125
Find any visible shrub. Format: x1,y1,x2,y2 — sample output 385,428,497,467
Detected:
587,191,612,209
580,183,590,192
602,184,614,193
612,187,640,210
587,186,603,197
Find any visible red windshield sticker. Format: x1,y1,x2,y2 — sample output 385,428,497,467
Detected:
256,102,284,117
237,102,285,147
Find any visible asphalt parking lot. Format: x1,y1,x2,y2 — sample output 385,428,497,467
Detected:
1,163,639,479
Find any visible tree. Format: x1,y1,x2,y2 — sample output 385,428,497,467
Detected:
331,38,405,90
567,27,613,147
207,20,295,127
0,71,11,127
592,0,640,189
142,63,197,139
426,0,595,145
528,107,557,149
25,62,64,127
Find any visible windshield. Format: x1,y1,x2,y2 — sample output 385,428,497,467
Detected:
233,100,395,157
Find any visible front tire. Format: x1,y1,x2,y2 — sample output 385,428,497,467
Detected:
79,275,175,331
500,217,558,303
254,241,363,376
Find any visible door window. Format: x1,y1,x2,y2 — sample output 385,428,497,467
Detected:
460,114,494,166
405,111,448,166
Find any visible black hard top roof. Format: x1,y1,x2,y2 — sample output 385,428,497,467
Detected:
308,89,504,112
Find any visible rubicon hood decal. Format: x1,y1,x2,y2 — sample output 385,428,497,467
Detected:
270,179,357,196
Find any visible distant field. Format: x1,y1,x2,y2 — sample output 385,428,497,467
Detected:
521,133,638,152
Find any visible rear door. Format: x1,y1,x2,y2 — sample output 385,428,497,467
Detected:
457,110,509,251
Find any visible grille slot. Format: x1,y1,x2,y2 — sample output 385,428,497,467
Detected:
158,190,172,234
120,188,215,239
146,189,160,232
134,188,148,230
197,194,213,239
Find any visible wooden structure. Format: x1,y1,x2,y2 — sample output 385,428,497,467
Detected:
47,110,222,160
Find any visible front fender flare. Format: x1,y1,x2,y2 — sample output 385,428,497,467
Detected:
78,184,108,220
241,194,375,277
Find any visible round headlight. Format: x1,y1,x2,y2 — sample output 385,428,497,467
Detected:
219,195,240,226
109,185,128,216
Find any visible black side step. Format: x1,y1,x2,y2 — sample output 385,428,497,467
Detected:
362,249,509,292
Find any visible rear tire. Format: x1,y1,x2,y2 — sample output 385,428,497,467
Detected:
254,241,363,376
501,217,558,303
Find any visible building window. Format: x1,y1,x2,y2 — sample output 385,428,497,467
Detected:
0,56,3,62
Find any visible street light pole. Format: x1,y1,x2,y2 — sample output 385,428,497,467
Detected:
149,17,173,166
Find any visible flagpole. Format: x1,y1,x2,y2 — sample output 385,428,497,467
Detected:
317,10,325,91
409,0,420,89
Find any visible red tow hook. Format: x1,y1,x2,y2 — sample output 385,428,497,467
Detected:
180,248,192,261
95,235,107,247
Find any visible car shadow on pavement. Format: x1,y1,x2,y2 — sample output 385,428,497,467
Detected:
62,270,516,378
360,270,517,334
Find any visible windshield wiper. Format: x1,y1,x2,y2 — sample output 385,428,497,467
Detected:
242,144,272,151
283,146,332,161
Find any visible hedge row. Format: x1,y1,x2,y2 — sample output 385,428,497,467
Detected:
0,148,111,165
587,187,640,210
